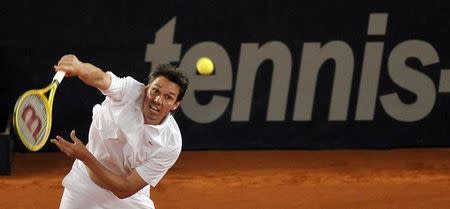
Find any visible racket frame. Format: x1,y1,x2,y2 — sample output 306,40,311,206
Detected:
12,71,65,151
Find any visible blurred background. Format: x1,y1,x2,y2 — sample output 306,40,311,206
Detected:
1,0,450,152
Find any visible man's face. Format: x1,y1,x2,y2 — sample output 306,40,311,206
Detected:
142,76,180,125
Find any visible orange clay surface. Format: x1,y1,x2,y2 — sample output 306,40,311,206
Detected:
1,149,450,209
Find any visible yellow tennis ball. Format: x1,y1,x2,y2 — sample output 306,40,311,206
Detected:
196,57,214,75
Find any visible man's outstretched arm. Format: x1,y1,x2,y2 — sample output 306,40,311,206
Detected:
54,54,111,90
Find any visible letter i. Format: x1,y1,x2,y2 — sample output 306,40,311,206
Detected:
355,13,388,120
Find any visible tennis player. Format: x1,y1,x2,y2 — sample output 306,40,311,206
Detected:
51,54,188,209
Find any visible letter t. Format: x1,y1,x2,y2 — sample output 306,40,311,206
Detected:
145,17,181,69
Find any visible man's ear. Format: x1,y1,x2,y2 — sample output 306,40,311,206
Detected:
171,101,180,111
143,85,151,96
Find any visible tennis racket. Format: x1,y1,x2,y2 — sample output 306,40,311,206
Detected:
12,71,66,151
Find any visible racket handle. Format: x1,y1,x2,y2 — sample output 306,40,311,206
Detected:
53,71,66,84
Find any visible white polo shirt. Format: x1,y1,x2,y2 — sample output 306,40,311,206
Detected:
60,72,182,209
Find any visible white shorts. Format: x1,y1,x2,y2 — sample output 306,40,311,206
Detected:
59,160,154,209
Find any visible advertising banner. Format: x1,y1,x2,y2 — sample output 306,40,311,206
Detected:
2,1,450,150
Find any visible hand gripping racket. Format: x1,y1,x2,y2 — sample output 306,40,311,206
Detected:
12,71,66,151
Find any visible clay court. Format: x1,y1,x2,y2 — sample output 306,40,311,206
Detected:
1,148,449,209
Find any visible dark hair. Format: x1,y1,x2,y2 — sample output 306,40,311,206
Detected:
148,64,189,102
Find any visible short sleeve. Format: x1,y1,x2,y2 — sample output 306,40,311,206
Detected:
135,145,181,187
100,71,144,105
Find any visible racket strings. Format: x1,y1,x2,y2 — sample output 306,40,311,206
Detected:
17,94,49,146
